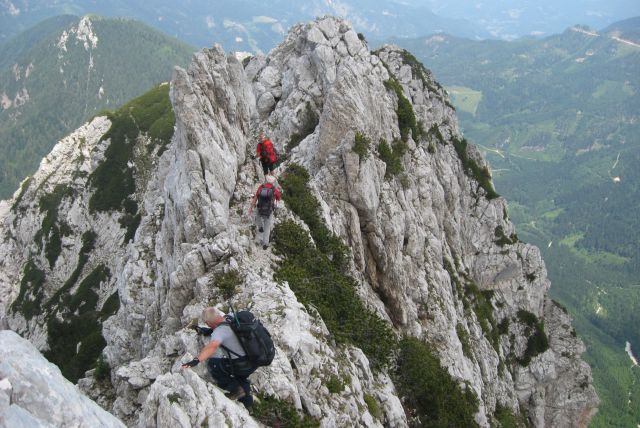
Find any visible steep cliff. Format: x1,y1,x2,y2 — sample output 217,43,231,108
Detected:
0,17,597,427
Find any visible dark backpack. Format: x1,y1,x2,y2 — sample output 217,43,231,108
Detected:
223,310,275,367
257,185,274,217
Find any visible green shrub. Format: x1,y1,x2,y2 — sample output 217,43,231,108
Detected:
120,212,142,243
427,124,446,146
45,311,107,383
94,354,111,382
45,264,112,383
495,225,518,246
466,283,500,352
273,220,396,370
276,166,395,370
357,32,366,42
451,137,499,200
494,404,528,428
215,269,242,300
516,310,538,329
34,184,75,267
364,394,383,420
457,323,473,359
325,375,345,394
47,231,96,308
353,132,370,159
167,393,181,404
100,291,120,321
11,176,33,212
516,310,549,366
251,394,319,428
279,164,349,269
383,79,418,142
378,139,407,178
445,261,500,351
10,258,46,319
67,265,110,313
395,337,479,427
498,318,510,335
287,103,319,153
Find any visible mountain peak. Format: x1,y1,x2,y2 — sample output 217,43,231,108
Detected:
0,15,597,427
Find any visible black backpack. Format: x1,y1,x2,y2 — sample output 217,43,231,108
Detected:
223,310,275,367
257,186,274,217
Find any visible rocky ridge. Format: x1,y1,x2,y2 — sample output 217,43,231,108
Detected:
0,17,597,427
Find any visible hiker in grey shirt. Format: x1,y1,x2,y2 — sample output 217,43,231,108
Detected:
181,307,256,408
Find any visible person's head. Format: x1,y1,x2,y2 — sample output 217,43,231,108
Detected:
258,131,265,141
265,174,276,184
202,307,225,328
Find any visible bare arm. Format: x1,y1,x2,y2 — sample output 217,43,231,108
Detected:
181,339,220,369
197,339,220,361
248,194,257,215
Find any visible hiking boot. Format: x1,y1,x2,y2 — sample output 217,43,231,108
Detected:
225,386,246,401
262,244,268,250
258,227,264,233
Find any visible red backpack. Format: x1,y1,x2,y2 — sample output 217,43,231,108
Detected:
259,139,277,164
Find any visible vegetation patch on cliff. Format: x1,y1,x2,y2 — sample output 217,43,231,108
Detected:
214,269,243,300
516,310,550,366
383,78,419,142
278,164,349,269
274,165,395,370
45,264,115,383
286,103,319,153
47,230,96,308
10,258,46,319
451,136,499,200
395,337,479,427
352,132,371,159
495,225,519,246
273,220,395,370
34,184,75,268
89,84,174,214
444,259,501,351
251,393,319,427
493,404,529,428
378,138,408,178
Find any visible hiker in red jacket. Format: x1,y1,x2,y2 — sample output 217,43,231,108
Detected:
256,132,277,175
248,174,281,249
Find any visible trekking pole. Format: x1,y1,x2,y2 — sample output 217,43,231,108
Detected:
228,301,240,328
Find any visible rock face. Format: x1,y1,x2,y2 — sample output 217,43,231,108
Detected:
0,17,597,427
0,330,125,428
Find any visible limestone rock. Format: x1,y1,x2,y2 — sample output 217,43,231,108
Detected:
0,330,125,428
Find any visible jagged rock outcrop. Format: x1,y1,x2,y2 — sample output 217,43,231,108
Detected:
0,330,125,427
0,16,597,427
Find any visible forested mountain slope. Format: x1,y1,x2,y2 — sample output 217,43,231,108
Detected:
0,15,194,199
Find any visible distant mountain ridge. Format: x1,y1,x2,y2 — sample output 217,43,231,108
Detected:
0,0,492,52
0,15,195,199
4,0,640,50
601,16,640,42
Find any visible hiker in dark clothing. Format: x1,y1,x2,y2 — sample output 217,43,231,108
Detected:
248,174,281,250
182,307,256,409
256,132,277,175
